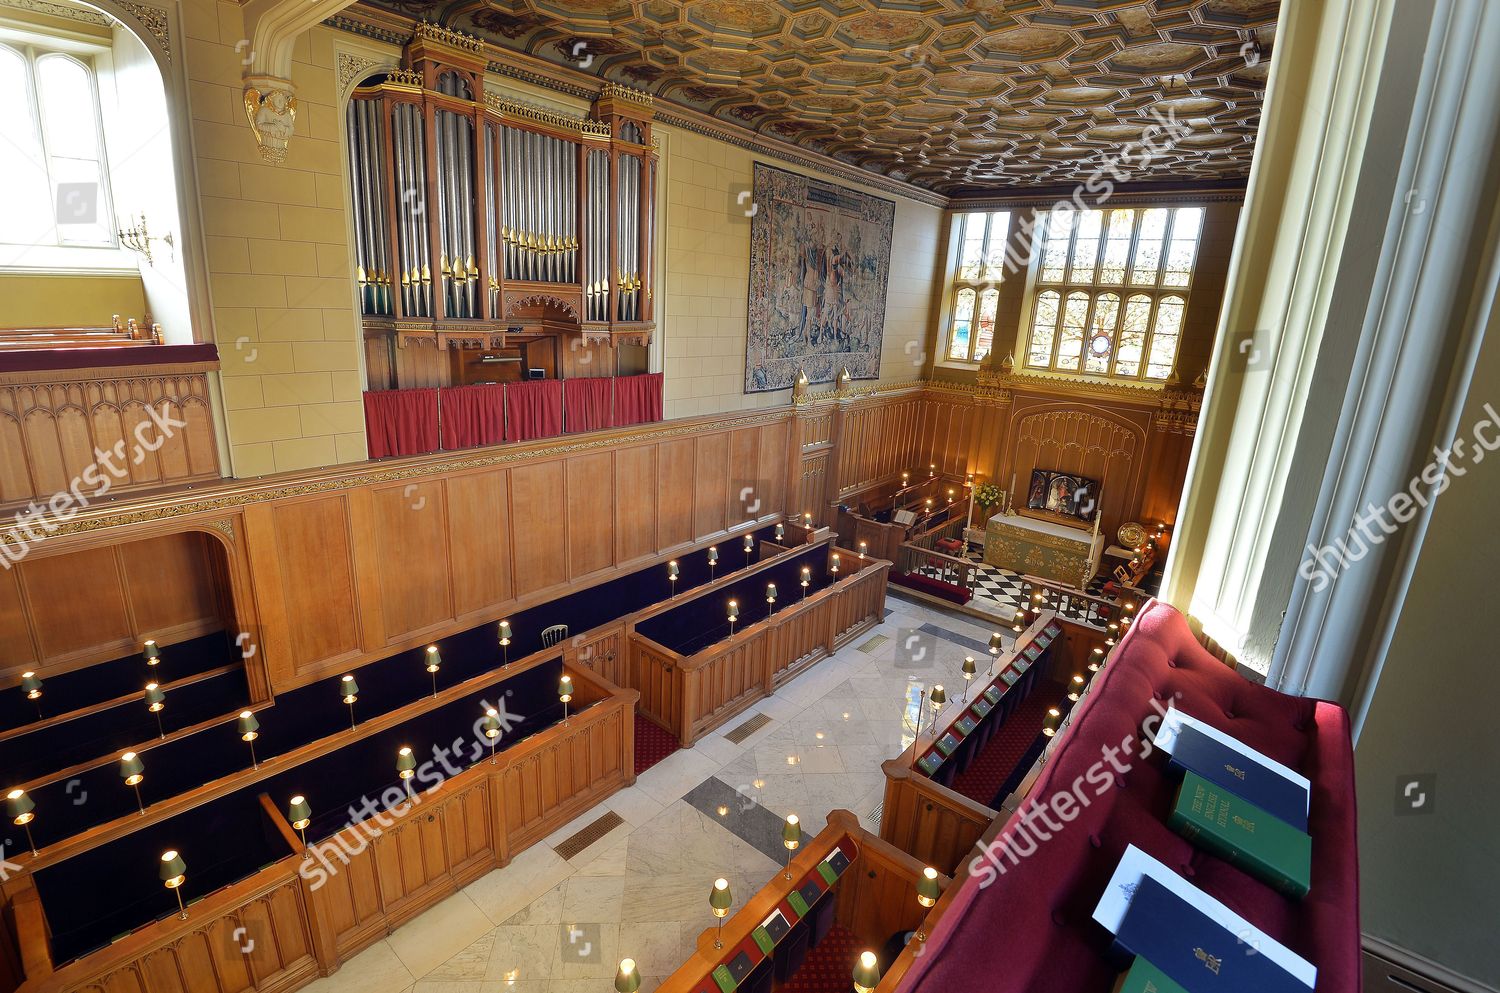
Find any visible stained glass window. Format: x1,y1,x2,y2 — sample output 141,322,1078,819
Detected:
944,211,1012,363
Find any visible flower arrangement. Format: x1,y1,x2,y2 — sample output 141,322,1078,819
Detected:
974,482,1003,510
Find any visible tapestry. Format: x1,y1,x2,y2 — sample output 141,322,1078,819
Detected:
744,163,895,393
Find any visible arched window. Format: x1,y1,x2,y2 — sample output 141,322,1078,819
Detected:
0,45,114,249
1025,206,1203,381
942,210,1011,363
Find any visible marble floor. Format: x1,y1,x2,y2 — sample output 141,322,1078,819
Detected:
299,592,1012,993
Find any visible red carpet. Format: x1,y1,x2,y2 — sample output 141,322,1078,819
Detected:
779,924,864,993
634,715,679,775
949,689,1059,808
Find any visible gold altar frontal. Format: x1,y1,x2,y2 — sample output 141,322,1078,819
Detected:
984,513,1099,588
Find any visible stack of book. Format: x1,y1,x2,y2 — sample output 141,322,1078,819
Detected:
1094,846,1317,993
1152,706,1313,899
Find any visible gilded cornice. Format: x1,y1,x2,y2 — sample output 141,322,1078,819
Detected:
792,378,926,407
483,92,610,137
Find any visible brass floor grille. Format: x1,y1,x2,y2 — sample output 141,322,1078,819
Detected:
723,713,772,745
857,634,890,653
552,810,624,861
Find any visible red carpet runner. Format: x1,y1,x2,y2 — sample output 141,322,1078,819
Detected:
949,690,1058,808
778,924,864,993
634,715,679,775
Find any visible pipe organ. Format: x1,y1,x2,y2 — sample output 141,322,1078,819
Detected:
345,22,657,364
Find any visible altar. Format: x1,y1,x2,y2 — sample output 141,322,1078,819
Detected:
984,512,1103,588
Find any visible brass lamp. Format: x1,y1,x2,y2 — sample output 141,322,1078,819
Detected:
707,545,718,581
425,645,442,698
709,877,732,949
1089,646,1105,673
727,599,739,637
915,866,941,940
287,795,312,856
20,671,42,718
237,710,260,769
668,560,679,597
1067,674,1086,702
929,684,947,711
7,788,37,855
803,512,813,527
853,950,881,993
781,814,800,880
1042,707,1063,737
143,639,161,669
160,850,188,919
858,540,868,559
120,751,146,813
831,553,841,576
498,620,513,666
774,523,785,541
145,682,166,738
396,746,417,798
743,534,754,567
615,958,641,993
988,632,1004,657
559,675,573,725
482,707,502,763
340,675,359,729
960,656,977,700
800,565,811,599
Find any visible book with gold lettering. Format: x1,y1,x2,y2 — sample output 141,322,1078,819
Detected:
1170,772,1311,899
1168,725,1308,831
1113,957,1191,993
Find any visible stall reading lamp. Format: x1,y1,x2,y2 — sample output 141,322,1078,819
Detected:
801,565,811,599
803,511,813,528
7,788,37,855
1089,646,1105,673
707,545,718,581
929,685,947,721
143,639,161,669
858,541,868,560
667,560,679,597
915,866,941,941
727,599,739,638
482,707,502,763
743,534,754,567
960,656,977,700
774,523,785,541
287,795,312,858
781,814,800,880
20,671,42,719
160,850,188,920
340,675,359,730
120,751,146,813
396,746,417,799
853,950,882,993
831,553,841,576
559,675,573,725
901,471,909,485
766,582,778,608
1042,707,1063,737
238,710,261,769
709,878,732,949
988,633,1004,657
498,621,513,666
425,646,441,698
145,682,166,738
928,463,936,478
1067,674,1086,702
615,958,641,993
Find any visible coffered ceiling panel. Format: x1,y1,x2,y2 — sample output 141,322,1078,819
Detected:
353,0,1277,195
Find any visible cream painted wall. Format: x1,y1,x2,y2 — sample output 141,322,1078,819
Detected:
182,3,365,476
0,272,146,326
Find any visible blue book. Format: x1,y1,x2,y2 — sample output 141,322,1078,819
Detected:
1168,726,1309,832
1115,877,1308,993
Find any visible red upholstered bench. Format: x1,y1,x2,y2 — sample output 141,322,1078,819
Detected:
934,537,964,555
897,599,1359,993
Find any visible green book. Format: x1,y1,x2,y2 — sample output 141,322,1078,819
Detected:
1113,957,1191,993
751,926,775,955
1170,772,1311,899
712,963,737,993
786,889,810,917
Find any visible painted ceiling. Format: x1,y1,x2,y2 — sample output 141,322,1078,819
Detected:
354,0,1278,195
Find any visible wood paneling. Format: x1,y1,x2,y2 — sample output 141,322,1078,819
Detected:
444,470,512,616
878,757,994,875
508,461,569,597
371,481,453,642
566,453,615,578
269,497,361,673
0,533,225,686
693,433,729,540
656,438,695,549
0,364,221,508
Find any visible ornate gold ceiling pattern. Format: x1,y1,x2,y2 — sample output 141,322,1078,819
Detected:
353,0,1277,194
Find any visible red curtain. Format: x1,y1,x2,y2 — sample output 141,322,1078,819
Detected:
504,380,564,442
612,372,664,427
439,384,505,450
363,388,439,459
563,378,613,434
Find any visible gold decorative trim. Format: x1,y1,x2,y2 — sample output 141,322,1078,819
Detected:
599,81,652,107
0,0,110,26
0,410,792,545
483,92,610,137
792,378,925,407
207,518,235,540
337,51,385,90
410,19,483,55
384,67,422,90
116,1,169,61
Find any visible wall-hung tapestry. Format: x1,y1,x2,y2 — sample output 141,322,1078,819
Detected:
744,163,895,393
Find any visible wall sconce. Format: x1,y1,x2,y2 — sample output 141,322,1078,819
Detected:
340,675,359,730
709,878,732,948
238,710,260,768
425,646,441,698
159,850,188,919
120,751,146,813
498,621,513,666
288,795,312,856
118,213,174,265
7,788,37,855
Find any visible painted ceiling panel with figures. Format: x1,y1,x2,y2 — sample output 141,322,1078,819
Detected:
352,0,1277,195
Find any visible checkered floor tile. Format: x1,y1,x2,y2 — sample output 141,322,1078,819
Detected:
958,547,1150,624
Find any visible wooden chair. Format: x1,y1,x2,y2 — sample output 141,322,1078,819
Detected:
541,624,569,648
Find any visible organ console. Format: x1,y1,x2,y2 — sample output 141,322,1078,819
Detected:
345,22,657,356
